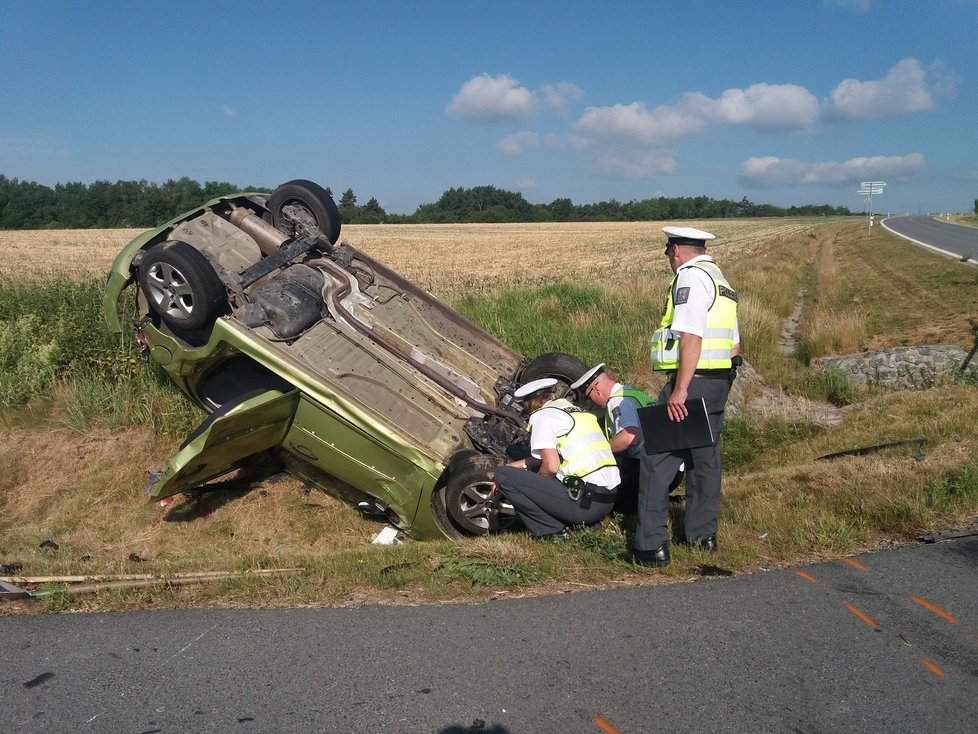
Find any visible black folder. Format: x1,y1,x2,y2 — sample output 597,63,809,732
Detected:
638,398,715,453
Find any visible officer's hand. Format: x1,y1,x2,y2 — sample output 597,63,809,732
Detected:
666,385,689,422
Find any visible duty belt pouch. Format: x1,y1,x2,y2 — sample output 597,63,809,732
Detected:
563,476,590,508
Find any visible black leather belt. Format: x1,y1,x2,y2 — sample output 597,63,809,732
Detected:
664,369,732,380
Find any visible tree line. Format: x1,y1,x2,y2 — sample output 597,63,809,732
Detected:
0,175,854,230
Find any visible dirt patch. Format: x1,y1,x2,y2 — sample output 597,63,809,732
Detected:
778,287,806,357
728,359,844,426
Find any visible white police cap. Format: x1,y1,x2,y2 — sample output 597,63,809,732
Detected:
514,377,558,399
570,363,605,391
662,226,716,246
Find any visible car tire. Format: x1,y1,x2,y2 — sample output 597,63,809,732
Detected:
519,352,589,398
268,179,342,245
137,241,226,331
439,453,520,537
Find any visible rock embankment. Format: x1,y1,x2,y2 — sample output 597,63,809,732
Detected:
728,345,977,427
810,345,978,389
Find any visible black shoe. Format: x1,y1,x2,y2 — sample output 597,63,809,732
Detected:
627,543,670,567
694,535,718,553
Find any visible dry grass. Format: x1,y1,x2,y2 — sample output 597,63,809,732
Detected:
798,228,869,356
0,219,820,296
0,228,143,281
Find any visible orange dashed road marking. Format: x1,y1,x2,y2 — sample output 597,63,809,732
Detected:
842,558,868,571
593,715,620,733
795,571,817,583
910,594,959,624
846,604,878,629
921,658,946,678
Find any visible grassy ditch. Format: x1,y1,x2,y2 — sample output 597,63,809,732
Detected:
2,219,977,612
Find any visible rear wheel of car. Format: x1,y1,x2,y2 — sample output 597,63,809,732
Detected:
519,352,589,399
137,241,226,331
437,453,520,537
268,179,342,245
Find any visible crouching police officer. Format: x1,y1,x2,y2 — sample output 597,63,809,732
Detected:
493,378,621,540
571,363,662,514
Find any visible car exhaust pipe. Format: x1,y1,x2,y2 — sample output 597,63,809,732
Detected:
228,204,290,256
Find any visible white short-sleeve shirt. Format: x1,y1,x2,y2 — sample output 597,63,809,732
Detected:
670,255,740,343
528,406,574,457
528,405,620,488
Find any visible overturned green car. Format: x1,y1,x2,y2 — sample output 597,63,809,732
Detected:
103,180,587,539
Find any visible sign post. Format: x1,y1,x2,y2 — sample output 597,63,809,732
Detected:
857,181,886,235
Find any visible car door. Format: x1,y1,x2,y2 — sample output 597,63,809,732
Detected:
149,389,300,500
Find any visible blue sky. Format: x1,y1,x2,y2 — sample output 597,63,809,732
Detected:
1,0,976,215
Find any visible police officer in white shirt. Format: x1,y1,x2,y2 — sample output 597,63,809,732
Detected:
631,226,740,567
571,363,686,514
493,378,621,539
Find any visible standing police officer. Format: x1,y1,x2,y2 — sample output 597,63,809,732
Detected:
494,378,620,539
629,227,740,567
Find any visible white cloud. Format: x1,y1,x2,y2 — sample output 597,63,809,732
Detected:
446,73,540,123
447,74,584,123
739,153,925,187
539,82,584,117
571,83,817,150
704,84,820,130
222,105,237,118
512,177,537,191
824,58,952,121
570,102,695,148
590,148,678,180
497,131,540,156
456,59,947,183
567,83,817,179
496,131,560,156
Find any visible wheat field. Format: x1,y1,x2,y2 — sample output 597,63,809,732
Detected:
0,220,820,298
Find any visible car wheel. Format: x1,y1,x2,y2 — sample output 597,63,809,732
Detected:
519,352,589,399
137,241,226,331
268,179,342,245
440,454,520,536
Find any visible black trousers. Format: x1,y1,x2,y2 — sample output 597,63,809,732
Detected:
634,376,729,550
493,466,615,537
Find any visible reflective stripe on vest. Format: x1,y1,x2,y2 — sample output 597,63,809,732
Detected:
650,259,738,371
529,398,617,481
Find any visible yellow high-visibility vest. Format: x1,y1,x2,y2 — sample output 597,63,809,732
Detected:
529,398,617,481
650,259,738,371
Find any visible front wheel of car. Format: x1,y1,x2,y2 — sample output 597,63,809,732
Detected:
137,241,226,331
436,453,520,537
268,179,342,245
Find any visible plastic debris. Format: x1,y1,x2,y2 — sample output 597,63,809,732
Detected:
371,526,402,545
144,471,160,495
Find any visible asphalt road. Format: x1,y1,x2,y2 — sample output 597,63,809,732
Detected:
882,215,978,261
3,536,977,733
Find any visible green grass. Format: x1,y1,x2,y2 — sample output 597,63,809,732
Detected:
0,276,203,436
794,366,860,406
456,281,657,376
